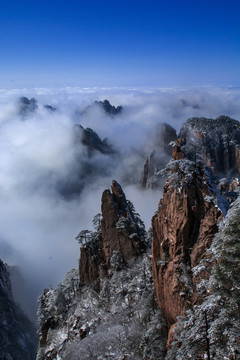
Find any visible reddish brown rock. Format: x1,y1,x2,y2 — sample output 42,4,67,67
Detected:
172,145,185,160
166,323,177,350
101,180,146,267
79,180,146,285
152,160,223,327
79,236,106,286
171,138,186,160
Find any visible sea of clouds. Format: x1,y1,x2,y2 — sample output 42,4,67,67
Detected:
0,86,239,320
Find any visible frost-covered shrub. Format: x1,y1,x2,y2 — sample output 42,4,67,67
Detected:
109,251,125,271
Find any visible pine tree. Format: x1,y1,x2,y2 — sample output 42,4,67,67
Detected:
92,213,102,232
75,230,93,246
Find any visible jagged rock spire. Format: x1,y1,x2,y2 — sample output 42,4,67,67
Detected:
79,180,146,286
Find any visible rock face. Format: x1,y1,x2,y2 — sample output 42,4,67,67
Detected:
73,124,115,156
101,180,146,265
151,159,225,327
171,138,186,161
166,190,240,359
79,180,147,286
78,235,105,286
141,123,177,188
0,259,37,359
142,116,240,189
148,116,240,352
179,115,240,177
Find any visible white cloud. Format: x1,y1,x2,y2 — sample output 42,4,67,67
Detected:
0,86,239,320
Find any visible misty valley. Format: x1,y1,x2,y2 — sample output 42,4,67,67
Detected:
0,87,240,359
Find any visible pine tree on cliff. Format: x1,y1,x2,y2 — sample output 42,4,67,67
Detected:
75,213,102,247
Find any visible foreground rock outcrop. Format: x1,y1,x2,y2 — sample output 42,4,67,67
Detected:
0,259,37,360
37,254,167,360
37,181,166,360
151,160,226,328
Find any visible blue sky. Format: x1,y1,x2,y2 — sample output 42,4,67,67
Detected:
1,0,240,88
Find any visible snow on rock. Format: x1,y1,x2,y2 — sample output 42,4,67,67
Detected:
37,252,167,360
37,181,167,359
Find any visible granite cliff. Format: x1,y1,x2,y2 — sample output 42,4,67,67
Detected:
150,116,240,357
151,160,224,327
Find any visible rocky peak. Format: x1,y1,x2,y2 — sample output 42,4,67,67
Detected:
94,99,123,115
107,180,135,222
101,180,146,266
73,124,115,156
179,115,240,177
79,180,147,286
81,99,123,117
151,159,226,328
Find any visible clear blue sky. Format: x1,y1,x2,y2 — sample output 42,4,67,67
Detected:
1,0,239,88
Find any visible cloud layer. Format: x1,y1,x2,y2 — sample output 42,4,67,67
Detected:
0,86,239,319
